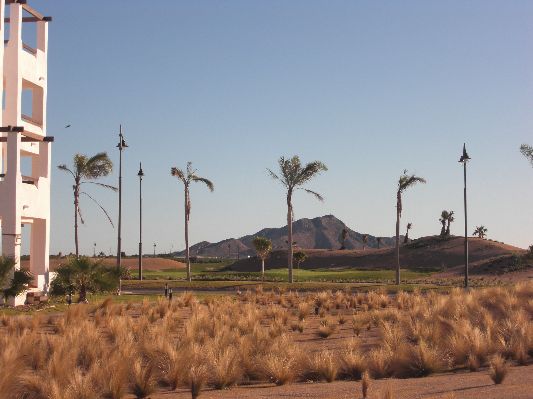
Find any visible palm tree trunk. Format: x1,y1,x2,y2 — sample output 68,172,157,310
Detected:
261,258,265,281
395,193,401,285
185,187,191,282
287,193,293,284
74,184,79,258
78,284,86,303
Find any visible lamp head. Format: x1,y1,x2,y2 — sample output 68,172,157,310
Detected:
459,143,471,163
117,126,128,149
138,162,144,177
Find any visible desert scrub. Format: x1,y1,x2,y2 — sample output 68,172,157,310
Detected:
303,349,339,382
317,318,337,338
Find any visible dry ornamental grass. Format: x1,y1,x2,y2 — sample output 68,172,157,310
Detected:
0,282,531,398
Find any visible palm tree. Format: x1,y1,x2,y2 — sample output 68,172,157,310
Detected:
520,144,533,166
396,170,426,285
171,162,214,282
50,256,119,302
377,237,382,249
362,234,368,251
268,156,327,283
58,153,116,258
339,227,348,250
404,223,412,244
252,236,272,281
473,226,488,239
439,210,449,236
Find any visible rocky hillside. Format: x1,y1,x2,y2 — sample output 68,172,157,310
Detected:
178,215,396,258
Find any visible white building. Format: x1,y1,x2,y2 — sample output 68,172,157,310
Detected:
0,0,52,305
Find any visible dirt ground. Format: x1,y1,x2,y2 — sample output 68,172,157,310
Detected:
229,236,525,273
150,364,533,399
21,257,186,271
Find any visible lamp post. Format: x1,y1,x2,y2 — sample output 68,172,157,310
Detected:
459,143,471,289
138,163,144,280
117,125,128,293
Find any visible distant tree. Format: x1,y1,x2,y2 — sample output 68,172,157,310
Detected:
293,251,307,269
396,170,426,285
446,211,455,236
171,162,214,282
377,237,382,249
404,223,412,244
439,210,455,237
252,236,272,281
439,210,450,236
520,144,533,166
339,227,348,250
57,153,116,258
473,226,488,239
361,234,368,251
268,156,327,283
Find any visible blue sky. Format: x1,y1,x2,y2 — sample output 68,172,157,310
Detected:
26,0,533,255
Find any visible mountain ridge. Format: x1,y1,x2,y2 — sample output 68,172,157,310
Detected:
177,215,398,258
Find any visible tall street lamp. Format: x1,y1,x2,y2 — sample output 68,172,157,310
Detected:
138,162,144,280
117,125,128,293
459,143,471,289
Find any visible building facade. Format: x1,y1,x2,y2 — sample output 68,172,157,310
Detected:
0,0,51,305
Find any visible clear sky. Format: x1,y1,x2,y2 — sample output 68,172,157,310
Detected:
25,0,533,255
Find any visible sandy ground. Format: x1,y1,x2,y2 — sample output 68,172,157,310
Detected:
149,365,533,399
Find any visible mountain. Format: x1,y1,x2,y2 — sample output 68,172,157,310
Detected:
178,215,397,258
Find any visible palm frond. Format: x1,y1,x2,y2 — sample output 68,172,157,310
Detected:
273,156,327,190
191,176,214,192
520,144,533,166
398,171,426,192
303,188,324,202
298,161,328,185
57,164,75,178
186,161,195,177
80,181,118,192
267,168,284,186
74,154,88,176
77,205,85,225
80,192,115,227
171,167,186,183
82,152,113,179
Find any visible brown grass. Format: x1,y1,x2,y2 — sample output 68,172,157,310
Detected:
0,282,531,396
362,370,371,399
489,355,509,384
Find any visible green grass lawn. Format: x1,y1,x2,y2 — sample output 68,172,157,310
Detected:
140,267,430,282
